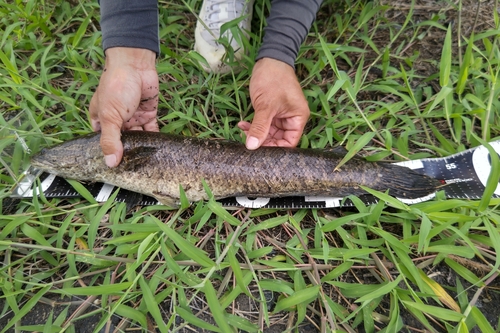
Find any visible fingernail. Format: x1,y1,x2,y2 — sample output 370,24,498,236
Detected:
246,136,260,150
105,154,117,167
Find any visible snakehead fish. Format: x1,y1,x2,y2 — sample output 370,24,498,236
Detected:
31,131,443,206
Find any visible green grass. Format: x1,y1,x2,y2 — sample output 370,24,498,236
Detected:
1,0,500,332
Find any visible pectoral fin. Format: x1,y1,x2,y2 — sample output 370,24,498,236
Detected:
121,147,158,171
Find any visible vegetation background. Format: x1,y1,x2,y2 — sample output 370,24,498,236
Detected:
1,0,500,332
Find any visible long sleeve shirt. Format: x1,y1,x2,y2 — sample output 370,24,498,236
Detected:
99,0,323,67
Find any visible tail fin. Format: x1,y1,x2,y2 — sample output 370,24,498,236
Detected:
381,164,444,199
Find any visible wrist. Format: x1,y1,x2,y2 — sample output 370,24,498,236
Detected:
104,47,156,70
254,57,295,75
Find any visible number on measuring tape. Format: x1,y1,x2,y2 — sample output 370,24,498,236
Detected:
445,163,457,170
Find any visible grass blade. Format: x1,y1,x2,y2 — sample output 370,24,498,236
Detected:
203,280,234,333
356,275,402,303
153,217,215,268
1,285,51,333
273,285,320,313
418,269,460,312
440,25,452,87
53,282,133,296
334,132,375,171
175,306,222,332
402,301,464,322
470,306,495,333
139,277,169,333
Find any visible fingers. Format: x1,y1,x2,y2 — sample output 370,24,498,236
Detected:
89,48,158,167
137,75,159,133
91,119,101,132
237,121,258,147
243,111,274,150
90,77,130,167
144,117,160,132
139,84,159,112
280,102,310,147
239,119,304,148
89,94,101,132
244,57,310,149
237,121,250,131
99,110,124,168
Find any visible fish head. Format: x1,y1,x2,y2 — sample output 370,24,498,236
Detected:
31,133,103,180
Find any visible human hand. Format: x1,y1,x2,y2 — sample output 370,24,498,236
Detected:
89,47,159,167
238,57,310,149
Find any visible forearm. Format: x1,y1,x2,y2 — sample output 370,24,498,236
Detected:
256,0,323,67
99,0,160,55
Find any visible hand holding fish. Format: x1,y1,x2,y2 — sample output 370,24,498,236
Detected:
238,57,310,150
89,47,159,168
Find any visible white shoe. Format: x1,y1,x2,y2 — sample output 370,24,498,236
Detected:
194,0,254,74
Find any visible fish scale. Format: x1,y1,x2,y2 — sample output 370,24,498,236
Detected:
30,131,443,206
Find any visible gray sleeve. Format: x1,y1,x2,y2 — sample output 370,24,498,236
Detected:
99,0,160,55
256,0,323,67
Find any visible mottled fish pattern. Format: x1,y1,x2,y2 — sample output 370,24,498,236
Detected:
31,131,443,206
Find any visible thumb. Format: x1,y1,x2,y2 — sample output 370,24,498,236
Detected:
99,120,123,168
245,110,274,150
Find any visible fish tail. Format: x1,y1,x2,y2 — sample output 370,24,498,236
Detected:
380,164,444,199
